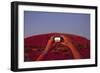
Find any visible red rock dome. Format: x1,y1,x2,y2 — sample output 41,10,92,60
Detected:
24,33,90,62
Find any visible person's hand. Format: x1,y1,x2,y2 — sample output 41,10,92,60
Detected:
60,35,72,46
36,35,56,61
60,35,81,59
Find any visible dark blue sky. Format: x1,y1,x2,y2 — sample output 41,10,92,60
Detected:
24,11,90,39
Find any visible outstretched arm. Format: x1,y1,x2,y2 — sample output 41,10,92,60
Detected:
60,35,81,59
36,34,81,61
36,36,54,61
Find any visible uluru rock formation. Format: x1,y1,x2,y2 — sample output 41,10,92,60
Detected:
24,33,90,62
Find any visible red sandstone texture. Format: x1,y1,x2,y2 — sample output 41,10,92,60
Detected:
24,33,90,62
